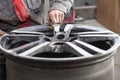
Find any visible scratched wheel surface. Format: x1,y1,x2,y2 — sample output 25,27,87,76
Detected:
0,24,120,61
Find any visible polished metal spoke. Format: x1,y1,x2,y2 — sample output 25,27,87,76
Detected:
12,30,44,35
5,34,40,43
65,42,93,57
10,41,40,53
18,42,50,56
75,31,119,43
76,31,113,35
78,34,118,37
74,40,106,54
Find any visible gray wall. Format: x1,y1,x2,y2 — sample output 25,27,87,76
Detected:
74,0,96,7
74,0,96,20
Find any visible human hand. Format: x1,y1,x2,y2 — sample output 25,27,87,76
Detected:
48,10,65,24
0,30,6,36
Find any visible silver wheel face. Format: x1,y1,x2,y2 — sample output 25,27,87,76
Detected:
0,24,120,61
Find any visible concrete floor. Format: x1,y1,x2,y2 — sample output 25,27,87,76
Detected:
78,19,120,80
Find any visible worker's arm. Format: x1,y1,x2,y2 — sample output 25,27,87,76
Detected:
48,0,73,24
50,0,73,14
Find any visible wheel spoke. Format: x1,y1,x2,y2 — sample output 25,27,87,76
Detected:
74,40,106,54
5,33,43,43
10,41,41,53
18,42,50,56
64,24,74,39
76,31,113,35
76,32,118,43
78,34,118,37
65,42,93,57
12,30,44,35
